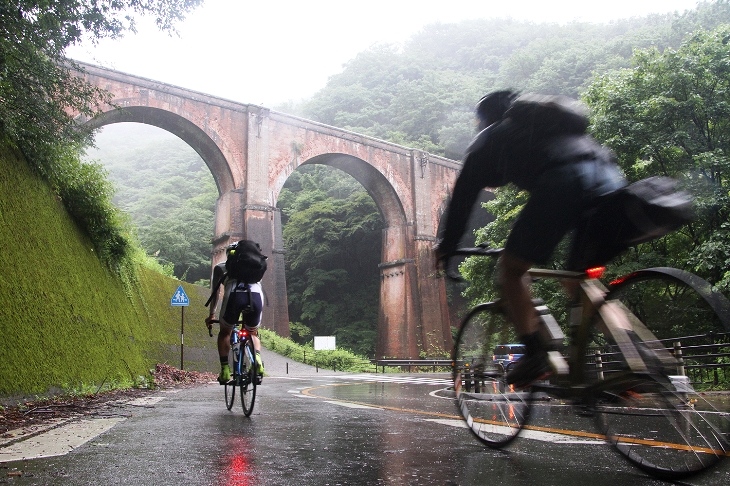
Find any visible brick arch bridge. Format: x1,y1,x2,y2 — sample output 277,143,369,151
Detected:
74,62,463,359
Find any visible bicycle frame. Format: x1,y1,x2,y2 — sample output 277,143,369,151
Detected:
525,267,678,393
230,326,256,381
448,248,676,394
450,246,730,478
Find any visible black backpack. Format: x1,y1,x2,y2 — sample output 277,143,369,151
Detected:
503,93,590,139
225,240,268,284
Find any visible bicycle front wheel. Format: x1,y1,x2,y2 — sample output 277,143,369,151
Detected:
453,302,533,448
597,269,730,479
224,346,238,411
240,339,257,417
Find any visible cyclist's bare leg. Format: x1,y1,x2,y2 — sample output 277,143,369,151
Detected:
244,327,265,377
498,251,552,386
248,329,261,353
217,323,233,359
497,251,539,335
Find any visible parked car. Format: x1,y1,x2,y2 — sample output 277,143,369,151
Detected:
493,344,526,370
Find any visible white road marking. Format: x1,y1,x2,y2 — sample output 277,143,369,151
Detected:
0,419,69,447
0,395,169,462
424,419,605,444
0,418,126,461
324,401,381,410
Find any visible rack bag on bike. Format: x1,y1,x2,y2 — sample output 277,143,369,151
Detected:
570,176,695,269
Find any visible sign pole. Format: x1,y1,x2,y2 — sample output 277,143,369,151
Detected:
181,306,184,370
170,285,190,371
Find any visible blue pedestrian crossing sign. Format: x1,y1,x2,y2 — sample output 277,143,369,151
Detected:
171,285,190,306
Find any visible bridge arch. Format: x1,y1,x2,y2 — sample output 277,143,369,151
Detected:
75,62,462,358
84,106,235,196
277,153,407,229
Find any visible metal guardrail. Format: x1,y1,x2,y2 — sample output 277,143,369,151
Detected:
372,359,452,373
585,332,729,386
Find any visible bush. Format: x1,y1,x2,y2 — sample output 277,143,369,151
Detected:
258,329,377,372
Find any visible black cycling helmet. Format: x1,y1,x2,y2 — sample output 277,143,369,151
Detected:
476,90,517,130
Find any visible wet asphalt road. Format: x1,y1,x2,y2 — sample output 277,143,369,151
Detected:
2,349,729,485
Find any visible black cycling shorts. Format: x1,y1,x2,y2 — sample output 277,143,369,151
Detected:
220,281,263,331
506,158,625,267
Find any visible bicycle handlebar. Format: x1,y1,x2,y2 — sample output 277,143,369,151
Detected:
442,245,503,281
205,318,248,337
450,245,503,258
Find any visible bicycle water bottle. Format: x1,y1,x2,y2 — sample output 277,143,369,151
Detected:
232,338,240,363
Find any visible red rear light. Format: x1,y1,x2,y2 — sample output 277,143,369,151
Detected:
609,272,636,286
585,266,606,279
238,329,247,339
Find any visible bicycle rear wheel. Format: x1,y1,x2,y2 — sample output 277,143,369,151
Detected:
594,373,728,479
240,339,257,417
597,269,730,479
453,302,533,448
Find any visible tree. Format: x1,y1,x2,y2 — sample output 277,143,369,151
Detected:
1,0,202,165
584,26,730,290
0,0,202,270
279,165,383,356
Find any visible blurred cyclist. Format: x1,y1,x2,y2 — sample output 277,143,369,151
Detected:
434,90,626,387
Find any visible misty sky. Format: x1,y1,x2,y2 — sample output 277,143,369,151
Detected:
67,0,701,107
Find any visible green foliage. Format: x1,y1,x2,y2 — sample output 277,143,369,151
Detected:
288,321,312,344
49,141,135,272
584,24,730,286
258,329,377,373
0,142,215,398
85,125,217,283
279,165,382,356
0,1,202,274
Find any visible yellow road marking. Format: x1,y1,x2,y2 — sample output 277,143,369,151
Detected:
300,382,730,456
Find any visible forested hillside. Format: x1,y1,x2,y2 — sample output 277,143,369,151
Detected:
85,123,216,284
301,1,730,159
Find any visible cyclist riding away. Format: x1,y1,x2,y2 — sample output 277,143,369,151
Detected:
434,90,626,388
205,242,266,384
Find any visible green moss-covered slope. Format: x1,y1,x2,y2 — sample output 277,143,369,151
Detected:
0,143,216,398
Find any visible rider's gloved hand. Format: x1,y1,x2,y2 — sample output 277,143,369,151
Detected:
205,315,215,337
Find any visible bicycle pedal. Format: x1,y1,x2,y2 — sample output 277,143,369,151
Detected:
547,351,569,375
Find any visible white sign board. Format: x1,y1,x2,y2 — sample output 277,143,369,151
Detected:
314,336,336,351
